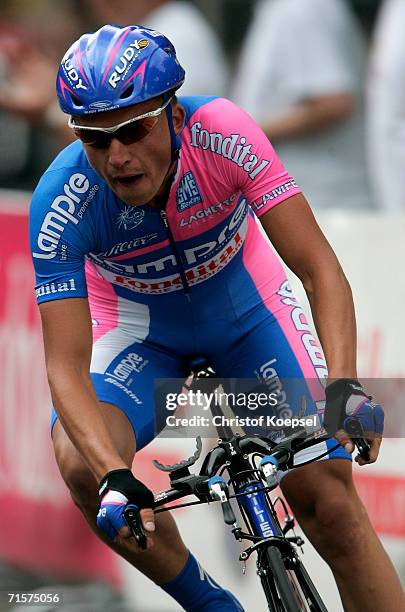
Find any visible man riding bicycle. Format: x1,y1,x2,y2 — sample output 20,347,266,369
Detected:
30,25,403,610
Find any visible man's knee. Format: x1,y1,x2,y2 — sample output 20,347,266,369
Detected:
311,486,369,562
282,460,369,563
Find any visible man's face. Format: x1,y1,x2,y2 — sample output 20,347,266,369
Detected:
73,98,184,206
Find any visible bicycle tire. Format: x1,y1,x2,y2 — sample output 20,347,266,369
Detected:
262,546,301,612
290,558,328,612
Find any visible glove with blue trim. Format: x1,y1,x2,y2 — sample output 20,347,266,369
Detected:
97,469,154,541
324,379,384,443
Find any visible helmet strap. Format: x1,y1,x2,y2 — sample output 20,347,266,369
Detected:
164,93,182,161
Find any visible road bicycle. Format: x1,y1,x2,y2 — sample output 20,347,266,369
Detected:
125,364,370,611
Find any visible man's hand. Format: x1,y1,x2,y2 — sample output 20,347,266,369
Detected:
324,379,384,465
97,469,155,549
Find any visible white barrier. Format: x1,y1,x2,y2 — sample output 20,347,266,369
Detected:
292,211,405,378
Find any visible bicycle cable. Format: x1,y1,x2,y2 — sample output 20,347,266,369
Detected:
154,442,342,514
250,443,342,472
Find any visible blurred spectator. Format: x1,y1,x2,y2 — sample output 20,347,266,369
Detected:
0,24,55,122
84,0,229,96
232,0,373,211
0,25,41,188
0,2,84,190
367,0,405,212
0,0,229,191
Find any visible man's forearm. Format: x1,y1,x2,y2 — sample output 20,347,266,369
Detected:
259,195,358,381
49,370,128,481
303,266,358,380
263,94,353,142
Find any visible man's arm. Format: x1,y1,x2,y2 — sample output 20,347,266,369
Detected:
260,193,357,380
40,297,128,481
260,194,385,463
262,93,353,142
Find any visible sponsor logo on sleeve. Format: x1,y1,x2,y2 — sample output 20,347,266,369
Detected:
189,122,270,180
33,174,98,260
252,180,298,211
176,171,203,211
35,278,76,298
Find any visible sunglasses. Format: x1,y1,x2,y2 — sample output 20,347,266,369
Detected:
68,97,172,149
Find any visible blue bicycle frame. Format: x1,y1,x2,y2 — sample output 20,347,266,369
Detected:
237,482,282,538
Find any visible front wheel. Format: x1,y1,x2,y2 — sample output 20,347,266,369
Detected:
260,545,301,612
287,558,328,612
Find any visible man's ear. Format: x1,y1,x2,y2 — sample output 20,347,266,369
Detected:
172,102,186,135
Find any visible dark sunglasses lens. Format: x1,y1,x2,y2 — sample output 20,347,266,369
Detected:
74,128,111,148
117,117,159,145
74,116,159,148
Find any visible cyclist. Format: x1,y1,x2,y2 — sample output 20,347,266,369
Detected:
30,25,403,611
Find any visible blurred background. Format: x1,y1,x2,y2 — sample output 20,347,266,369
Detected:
1,1,404,611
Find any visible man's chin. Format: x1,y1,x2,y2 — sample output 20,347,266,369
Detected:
110,179,155,206
115,193,147,206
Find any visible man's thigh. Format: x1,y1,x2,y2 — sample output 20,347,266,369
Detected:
51,339,187,453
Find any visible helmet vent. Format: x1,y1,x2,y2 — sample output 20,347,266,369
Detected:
120,83,134,99
164,46,173,55
71,93,83,107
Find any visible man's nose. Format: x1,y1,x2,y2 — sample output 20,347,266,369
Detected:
107,138,133,168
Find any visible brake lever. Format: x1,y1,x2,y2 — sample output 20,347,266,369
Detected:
123,504,148,550
344,417,371,461
208,476,237,526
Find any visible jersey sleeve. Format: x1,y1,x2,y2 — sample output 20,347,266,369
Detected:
29,167,101,304
194,98,302,217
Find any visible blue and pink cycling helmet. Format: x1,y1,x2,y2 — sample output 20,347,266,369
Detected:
56,24,186,154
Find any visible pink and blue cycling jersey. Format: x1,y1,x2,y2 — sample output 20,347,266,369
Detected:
29,96,349,461
31,97,300,304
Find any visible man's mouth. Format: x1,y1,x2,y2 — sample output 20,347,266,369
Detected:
112,174,144,187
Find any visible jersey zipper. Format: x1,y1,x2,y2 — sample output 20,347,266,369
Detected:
160,209,190,295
